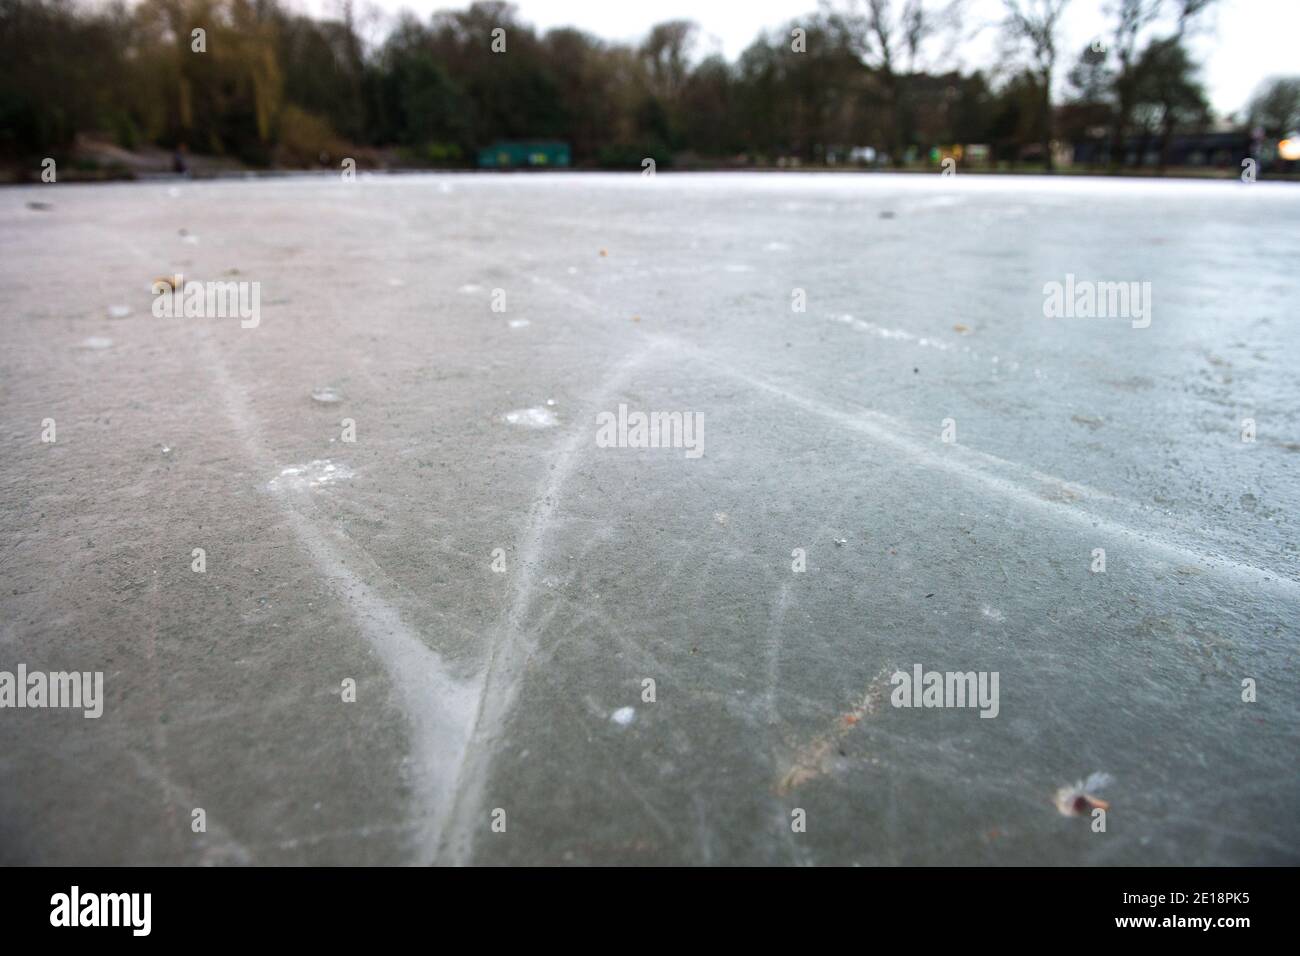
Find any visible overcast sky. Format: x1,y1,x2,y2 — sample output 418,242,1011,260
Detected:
294,0,1296,117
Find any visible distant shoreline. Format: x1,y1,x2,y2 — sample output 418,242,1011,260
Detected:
6,163,1298,186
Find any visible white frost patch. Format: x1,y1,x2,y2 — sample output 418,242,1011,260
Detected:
81,336,113,349
723,263,754,273
909,195,963,209
504,407,558,428
981,605,1005,622
508,318,530,329
611,706,635,726
267,459,353,492
459,284,484,294
829,314,952,351
763,241,791,251
106,305,131,319
1080,771,1114,791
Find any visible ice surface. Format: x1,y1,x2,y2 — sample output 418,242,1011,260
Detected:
1,172,1298,865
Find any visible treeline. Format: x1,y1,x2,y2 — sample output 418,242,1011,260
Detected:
2,0,1298,170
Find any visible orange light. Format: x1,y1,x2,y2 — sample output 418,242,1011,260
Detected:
1279,138,1300,161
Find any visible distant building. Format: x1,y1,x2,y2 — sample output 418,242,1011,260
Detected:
1071,131,1251,169
477,141,571,169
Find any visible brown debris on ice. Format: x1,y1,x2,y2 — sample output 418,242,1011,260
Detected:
776,665,893,795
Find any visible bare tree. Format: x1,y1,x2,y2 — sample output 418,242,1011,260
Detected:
1155,0,1218,167
1169,0,1216,37
823,0,964,164
1002,0,1070,171
1107,0,1162,167
640,20,697,102
1248,76,1300,138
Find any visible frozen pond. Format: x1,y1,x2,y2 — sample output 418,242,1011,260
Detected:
1,172,1297,864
